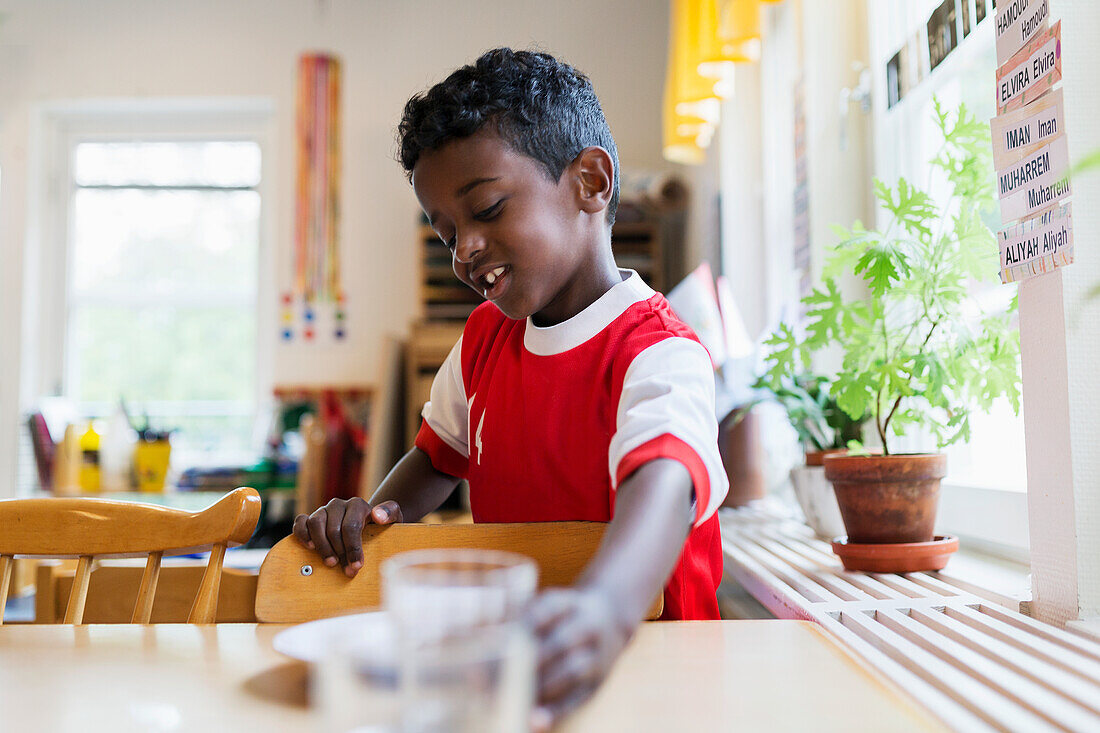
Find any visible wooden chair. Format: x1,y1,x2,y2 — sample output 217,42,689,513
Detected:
255,522,663,622
0,487,261,624
33,561,260,624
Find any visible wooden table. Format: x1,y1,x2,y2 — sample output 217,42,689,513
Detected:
0,621,943,731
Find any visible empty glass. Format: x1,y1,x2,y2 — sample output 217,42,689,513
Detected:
382,549,537,637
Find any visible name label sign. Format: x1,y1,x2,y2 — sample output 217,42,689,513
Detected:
998,141,1071,223
999,203,1073,283
990,88,1064,169
996,21,1061,113
997,133,1068,200
995,0,1049,66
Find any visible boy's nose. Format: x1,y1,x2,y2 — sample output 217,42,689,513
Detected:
453,230,487,264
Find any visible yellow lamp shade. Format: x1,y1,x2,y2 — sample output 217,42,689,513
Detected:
663,123,708,165
663,53,713,164
720,0,762,43
669,0,722,104
662,0,766,162
698,0,759,70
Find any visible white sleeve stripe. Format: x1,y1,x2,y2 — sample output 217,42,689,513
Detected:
608,337,728,525
421,335,470,458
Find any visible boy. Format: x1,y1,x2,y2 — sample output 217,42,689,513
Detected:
293,48,727,728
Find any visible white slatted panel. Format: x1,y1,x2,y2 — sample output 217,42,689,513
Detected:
721,507,1100,732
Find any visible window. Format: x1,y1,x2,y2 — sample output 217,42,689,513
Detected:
11,101,276,496
63,139,262,465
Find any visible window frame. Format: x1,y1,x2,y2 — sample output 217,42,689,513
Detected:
28,99,276,470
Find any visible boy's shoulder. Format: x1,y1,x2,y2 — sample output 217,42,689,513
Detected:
620,291,700,340
607,292,705,362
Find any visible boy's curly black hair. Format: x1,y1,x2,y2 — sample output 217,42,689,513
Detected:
398,48,620,225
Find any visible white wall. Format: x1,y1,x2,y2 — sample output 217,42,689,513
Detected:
713,0,871,494
0,0,691,497
719,0,871,342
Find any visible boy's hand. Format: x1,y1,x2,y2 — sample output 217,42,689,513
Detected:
291,497,402,577
524,586,633,732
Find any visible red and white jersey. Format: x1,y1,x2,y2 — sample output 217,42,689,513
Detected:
415,270,728,619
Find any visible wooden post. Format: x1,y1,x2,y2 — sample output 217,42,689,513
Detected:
1020,0,1100,626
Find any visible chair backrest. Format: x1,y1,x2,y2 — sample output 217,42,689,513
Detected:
0,487,261,624
255,522,664,622
34,561,260,624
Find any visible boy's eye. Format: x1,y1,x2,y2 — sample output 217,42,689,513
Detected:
441,235,456,251
473,200,504,221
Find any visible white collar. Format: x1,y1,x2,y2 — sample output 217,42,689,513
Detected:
523,269,654,355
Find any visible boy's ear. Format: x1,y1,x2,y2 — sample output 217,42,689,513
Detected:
571,146,615,216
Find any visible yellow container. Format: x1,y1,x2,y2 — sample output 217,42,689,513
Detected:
78,422,101,493
134,439,171,493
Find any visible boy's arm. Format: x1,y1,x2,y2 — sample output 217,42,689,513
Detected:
291,446,461,576
367,445,463,522
526,456,694,730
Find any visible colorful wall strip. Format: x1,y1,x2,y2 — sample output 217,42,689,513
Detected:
284,53,346,342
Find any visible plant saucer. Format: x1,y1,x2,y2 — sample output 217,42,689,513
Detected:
830,535,959,573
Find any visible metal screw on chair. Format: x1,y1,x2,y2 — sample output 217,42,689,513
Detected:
300,565,313,576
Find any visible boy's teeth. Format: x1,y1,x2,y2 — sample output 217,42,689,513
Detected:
486,271,496,285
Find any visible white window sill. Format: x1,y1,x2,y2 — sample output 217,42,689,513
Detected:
932,544,1031,614
762,489,1032,612
1067,617,1100,645
720,502,1100,731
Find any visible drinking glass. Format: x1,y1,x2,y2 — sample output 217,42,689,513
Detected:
381,549,538,733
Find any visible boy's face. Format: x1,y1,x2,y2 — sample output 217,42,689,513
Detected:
412,129,607,324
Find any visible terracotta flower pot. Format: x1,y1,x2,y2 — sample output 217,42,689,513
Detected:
718,409,766,508
823,453,947,544
804,448,848,467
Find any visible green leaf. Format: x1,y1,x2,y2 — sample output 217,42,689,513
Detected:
824,221,879,280
1070,148,1100,178
759,323,800,389
803,280,845,346
875,177,936,239
834,370,878,423
854,238,911,297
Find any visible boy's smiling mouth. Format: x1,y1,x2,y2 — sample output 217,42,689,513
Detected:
473,264,511,299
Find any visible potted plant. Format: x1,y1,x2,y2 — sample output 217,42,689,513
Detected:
746,364,866,538
775,101,1021,564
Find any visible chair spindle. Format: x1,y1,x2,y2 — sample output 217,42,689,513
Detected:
188,544,226,624
0,555,13,626
131,551,163,624
64,555,94,624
